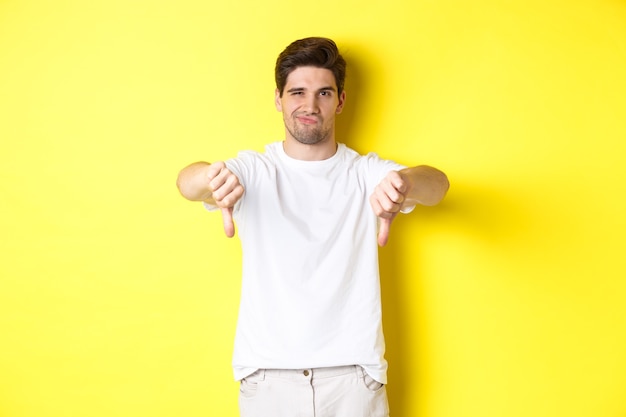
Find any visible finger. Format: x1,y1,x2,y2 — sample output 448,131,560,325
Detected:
377,217,390,247
384,184,406,206
218,183,244,208
208,167,230,194
221,207,235,238
385,171,407,194
210,166,240,203
206,161,225,182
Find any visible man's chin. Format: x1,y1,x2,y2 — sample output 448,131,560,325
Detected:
294,135,325,145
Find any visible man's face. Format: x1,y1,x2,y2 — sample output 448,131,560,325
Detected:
275,66,346,146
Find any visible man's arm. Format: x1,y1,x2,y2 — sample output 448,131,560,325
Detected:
370,165,449,246
176,161,244,237
398,165,450,208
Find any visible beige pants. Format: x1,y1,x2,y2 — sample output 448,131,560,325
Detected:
238,365,389,417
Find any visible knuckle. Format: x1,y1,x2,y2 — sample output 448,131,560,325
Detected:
208,180,220,194
392,192,405,204
384,201,400,213
225,173,237,186
381,200,394,212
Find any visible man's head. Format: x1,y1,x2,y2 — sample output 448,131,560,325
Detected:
275,37,346,97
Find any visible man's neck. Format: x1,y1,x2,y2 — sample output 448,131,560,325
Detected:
283,137,338,161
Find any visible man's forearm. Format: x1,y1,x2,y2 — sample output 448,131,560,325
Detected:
176,161,215,202
400,165,449,207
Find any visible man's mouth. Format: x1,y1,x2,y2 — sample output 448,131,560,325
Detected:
296,115,319,125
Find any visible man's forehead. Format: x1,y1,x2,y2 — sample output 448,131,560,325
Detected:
285,66,337,89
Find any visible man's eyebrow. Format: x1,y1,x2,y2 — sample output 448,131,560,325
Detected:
286,86,337,93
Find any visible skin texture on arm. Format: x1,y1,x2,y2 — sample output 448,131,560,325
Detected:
176,161,244,237
176,162,214,203
398,165,450,207
370,165,449,246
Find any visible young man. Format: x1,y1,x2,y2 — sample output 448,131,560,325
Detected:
177,37,449,417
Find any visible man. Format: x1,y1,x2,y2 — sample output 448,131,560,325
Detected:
177,37,449,417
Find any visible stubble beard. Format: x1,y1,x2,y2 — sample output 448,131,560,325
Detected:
286,116,332,145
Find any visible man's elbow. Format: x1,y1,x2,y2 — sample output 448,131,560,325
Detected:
176,170,199,201
421,169,450,206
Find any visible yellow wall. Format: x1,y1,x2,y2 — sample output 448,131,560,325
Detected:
1,0,625,416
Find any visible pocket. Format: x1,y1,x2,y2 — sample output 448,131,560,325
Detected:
362,373,384,392
239,370,263,399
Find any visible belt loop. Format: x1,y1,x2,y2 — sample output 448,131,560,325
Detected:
356,365,365,378
259,369,266,381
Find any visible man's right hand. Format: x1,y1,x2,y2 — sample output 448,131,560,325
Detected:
206,161,244,237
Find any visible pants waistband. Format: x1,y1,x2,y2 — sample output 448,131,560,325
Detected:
256,365,363,380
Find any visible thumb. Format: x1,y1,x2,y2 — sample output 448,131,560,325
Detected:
377,216,394,247
221,207,236,238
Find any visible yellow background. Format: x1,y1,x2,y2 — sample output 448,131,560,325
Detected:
1,0,625,416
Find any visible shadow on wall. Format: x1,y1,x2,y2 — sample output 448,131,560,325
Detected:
335,46,378,152
378,181,533,414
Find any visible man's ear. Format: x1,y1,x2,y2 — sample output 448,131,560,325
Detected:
275,88,282,112
336,90,346,114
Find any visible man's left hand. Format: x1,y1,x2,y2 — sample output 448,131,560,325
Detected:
370,171,408,247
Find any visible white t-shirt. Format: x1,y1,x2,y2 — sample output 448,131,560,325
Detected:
209,142,409,384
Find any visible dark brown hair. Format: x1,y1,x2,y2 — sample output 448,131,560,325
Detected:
275,37,346,97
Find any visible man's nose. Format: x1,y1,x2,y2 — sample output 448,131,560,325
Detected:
302,94,320,113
